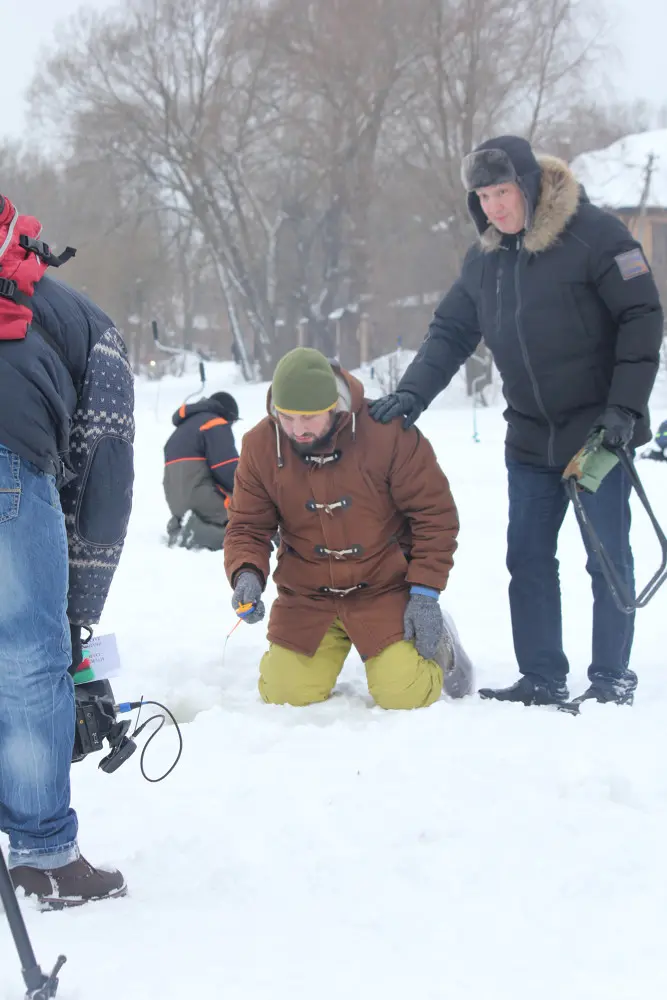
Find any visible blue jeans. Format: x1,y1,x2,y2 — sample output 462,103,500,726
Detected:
506,459,636,693
0,444,79,869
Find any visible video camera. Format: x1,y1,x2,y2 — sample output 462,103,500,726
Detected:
72,678,137,774
70,631,182,782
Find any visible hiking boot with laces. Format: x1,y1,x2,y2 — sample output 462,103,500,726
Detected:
11,855,127,910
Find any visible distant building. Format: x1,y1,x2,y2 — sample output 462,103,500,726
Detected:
571,130,667,293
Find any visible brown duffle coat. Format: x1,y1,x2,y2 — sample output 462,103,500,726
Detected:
224,367,459,658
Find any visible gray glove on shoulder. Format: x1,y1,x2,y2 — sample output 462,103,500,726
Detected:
231,570,265,624
403,589,444,661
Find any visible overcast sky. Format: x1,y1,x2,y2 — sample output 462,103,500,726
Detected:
2,0,667,143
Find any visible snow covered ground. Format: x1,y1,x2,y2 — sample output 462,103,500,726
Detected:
3,359,667,1000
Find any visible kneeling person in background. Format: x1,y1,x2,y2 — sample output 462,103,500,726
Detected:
163,391,240,550
224,347,473,709
641,418,667,462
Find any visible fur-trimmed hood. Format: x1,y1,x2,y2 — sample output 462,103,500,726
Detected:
476,155,583,254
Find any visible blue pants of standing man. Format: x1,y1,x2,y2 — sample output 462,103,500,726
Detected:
505,459,636,700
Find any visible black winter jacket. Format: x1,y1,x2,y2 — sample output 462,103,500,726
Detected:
0,274,135,624
164,398,239,498
399,147,664,467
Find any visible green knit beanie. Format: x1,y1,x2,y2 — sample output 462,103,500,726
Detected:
272,348,338,414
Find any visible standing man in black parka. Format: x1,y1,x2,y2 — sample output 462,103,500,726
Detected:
370,135,663,707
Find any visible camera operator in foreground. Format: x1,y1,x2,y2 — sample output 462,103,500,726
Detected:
0,195,135,908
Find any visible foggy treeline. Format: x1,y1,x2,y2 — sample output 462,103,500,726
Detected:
0,0,658,377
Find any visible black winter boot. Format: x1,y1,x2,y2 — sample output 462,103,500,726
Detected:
568,684,634,708
478,675,569,706
166,515,182,547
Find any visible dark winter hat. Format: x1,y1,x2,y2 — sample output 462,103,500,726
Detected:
209,391,239,422
461,135,542,235
272,348,338,414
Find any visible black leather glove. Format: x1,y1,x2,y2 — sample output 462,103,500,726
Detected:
231,571,265,624
368,391,424,429
590,405,637,450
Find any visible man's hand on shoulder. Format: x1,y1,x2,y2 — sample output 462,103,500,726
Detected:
368,391,423,429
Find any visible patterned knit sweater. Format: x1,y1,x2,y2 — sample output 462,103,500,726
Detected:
0,274,135,625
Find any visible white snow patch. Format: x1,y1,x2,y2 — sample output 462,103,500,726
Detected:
572,128,667,210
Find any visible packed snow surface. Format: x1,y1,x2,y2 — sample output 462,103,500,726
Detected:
3,360,667,1000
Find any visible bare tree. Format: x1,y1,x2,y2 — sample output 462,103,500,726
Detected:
0,138,179,367
387,0,603,262
260,0,429,364
31,0,290,377
25,0,617,366
537,99,652,162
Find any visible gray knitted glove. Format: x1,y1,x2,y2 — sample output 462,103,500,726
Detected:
404,590,444,661
231,570,265,624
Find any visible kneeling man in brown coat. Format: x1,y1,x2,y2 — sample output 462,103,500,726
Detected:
223,347,472,709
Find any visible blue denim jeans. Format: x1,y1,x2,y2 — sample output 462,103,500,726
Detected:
506,459,636,694
0,444,79,869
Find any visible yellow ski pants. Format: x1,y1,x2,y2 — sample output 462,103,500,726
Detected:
259,618,443,709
